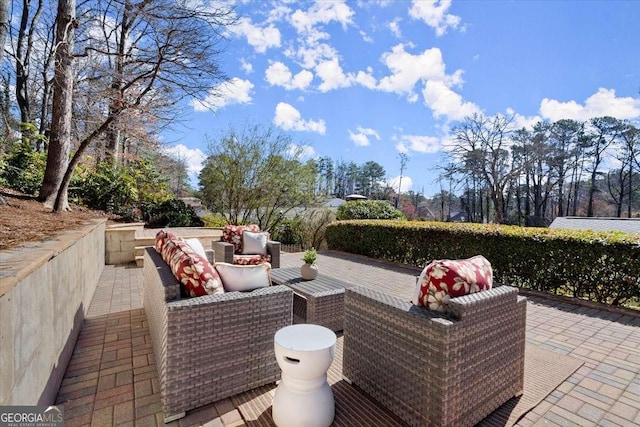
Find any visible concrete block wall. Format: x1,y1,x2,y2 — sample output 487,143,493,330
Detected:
105,223,144,264
0,219,106,405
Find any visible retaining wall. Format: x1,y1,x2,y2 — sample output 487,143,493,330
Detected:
0,219,106,405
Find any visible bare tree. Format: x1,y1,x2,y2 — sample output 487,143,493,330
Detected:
395,152,408,208
585,117,622,217
40,0,236,211
548,119,583,217
624,125,640,217
10,0,45,127
0,0,8,66
40,0,76,209
450,113,522,224
614,123,640,217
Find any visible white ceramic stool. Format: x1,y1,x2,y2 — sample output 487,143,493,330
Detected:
272,324,337,427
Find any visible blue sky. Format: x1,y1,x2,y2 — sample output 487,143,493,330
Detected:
163,0,640,197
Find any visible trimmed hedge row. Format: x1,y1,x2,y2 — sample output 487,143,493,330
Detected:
325,220,640,309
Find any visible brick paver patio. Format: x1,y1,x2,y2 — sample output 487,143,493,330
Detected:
55,251,640,426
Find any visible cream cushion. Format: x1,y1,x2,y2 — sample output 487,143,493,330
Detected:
184,238,207,259
215,262,272,292
242,231,268,255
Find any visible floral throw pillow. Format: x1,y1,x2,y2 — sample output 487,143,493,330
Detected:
162,239,224,297
233,254,271,265
222,224,261,254
412,255,493,312
154,230,179,254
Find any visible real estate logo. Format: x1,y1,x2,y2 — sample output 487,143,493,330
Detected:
0,405,63,427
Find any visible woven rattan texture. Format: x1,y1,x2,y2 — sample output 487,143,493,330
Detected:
271,268,355,332
143,248,293,420
343,285,526,427
212,239,281,268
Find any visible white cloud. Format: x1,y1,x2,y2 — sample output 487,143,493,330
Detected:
285,1,354,71
388,19,402,38
348,127,381,147
163,144,206,181
388,175,413,193
268,4,293,22
506,108,541,130
355,68,377,89
288,144,317,160
360,30,373,43
377,44,473,117
265,61,314,90
190,78,254,112
394,134,441,154
377,44,447,100
240,59,253,74
540,88,640,122
273,102,327,134
235,17,281,53
290,0,355,35
422,80,480,121
287,42,338,69
409,0,461,37
316,58,353,92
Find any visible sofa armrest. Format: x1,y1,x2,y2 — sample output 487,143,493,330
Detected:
267,240,280,268
166,284,292,308
205,249,214,264
212,240,234,264
446,285,521,320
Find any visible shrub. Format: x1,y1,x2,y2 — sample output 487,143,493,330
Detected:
271,216,303,245
71,162,138,214
299,208,335,250
326,220,640,309
0,155,7,186
336,200,405,220
71,159,171,219
201,212,228,228
271,209,336,249
142,198,204,227
0,143,47,195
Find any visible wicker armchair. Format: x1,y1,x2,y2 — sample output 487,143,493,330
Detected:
213,225,281,268
343,285,526,427
142,248,293,423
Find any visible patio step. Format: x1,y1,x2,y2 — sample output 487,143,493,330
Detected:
134,251,146,268
132,228,223,267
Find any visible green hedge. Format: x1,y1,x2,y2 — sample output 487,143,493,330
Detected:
326,220,640,309
336,200,405,220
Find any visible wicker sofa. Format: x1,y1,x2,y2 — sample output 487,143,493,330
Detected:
343,285,526,427
142,247,293,422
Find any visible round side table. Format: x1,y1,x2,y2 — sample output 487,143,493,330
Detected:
272,324,337,427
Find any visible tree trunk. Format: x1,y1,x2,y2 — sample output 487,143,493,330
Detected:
628,167,633,218
40,0,75,210
587,168,598,217
0,0,8,65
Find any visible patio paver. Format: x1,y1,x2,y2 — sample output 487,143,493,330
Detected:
55,251,640,426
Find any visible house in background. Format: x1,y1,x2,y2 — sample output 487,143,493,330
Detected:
325,198,345,209
549,217,640,234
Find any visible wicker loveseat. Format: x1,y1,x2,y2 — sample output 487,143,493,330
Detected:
143,247,293,422
343,285,526,427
